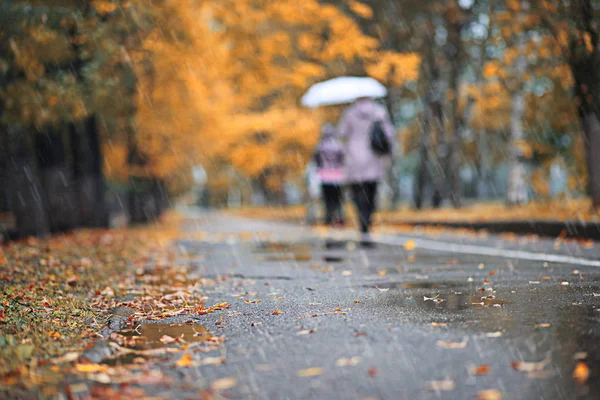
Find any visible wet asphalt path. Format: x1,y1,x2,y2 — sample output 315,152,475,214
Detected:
156,211,600,399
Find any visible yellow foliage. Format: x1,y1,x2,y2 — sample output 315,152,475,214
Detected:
349,1,374,20
366,52,421,86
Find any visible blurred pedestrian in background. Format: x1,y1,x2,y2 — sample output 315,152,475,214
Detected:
337,97,395,245
314,123,346,226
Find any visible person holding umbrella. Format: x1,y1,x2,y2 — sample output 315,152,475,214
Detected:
301,76,395,244
337,96,395,245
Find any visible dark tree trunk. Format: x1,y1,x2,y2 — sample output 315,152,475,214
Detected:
4,132,50,238
36,127,78,232
414,95,431,210
580,112,600,207
71,115,109,227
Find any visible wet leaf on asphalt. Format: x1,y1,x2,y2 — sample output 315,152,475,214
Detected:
426,378,455,391
160,335,176,344
511,357,550,373
535,323,551,328
424,295,441,302
174,353,194,368
75,363,108,373
336,357,361,367
431,322,447,327
211,377,238,391
476,389,503,400
573,362,589,383
403,239,416,250
297,329,316,335
297,367,323,377
272,310,283,315
469,364,491,375
436,338,468,349
375,286,389,292
483,331,503,338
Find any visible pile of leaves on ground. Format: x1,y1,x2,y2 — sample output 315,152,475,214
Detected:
0,213,225,397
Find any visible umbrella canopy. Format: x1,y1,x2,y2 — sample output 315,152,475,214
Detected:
301,76,387,108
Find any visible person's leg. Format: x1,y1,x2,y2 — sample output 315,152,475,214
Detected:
322,184,334,225
363,181,378,233
351,183,369,233
330,185,343,225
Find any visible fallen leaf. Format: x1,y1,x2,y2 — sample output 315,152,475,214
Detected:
367,368,378,377
297,329,316,335
477,389,503,400
297,367,323,377
272,310,283,315
75,363,108,373
159,335,176,344
560,281,569,286
336,357,362,367
354,300,360,303
512,357,550,373
431,322,447,327
174,353,194,368
427,378,455,391
342,270,352,276
573,362,589,383
244,299,261,304
470,364,491,375
211,377,237,390
52,352,80,364
424,295,440,302
404,239,416,250
436,338,468,349
574,352,588,360
375,286,389,292
483,331,503,338
535,323,551,328
100,286,115,297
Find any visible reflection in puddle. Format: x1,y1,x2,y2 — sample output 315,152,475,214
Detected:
253,242,312,262
367,281,458,290
323,256,345,263
118,323,211,349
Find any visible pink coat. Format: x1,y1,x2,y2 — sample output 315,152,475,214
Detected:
337,98,396,183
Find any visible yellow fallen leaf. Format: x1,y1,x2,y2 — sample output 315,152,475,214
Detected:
573,362,589,383
477,389,503,400
211,377,237,391
535,323,551,328
75,363,108,373
431,322,447,327
336,357,361,367
427,378,455,391
174,353,194,368
404,239,416,250
297,367,323,377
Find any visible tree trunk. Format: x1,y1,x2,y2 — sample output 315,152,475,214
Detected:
580,112,600,207
36,127,79,232
506,33,528,206
476,129,492,199
71,115,109,227
4,133,50,238
414,94,431,210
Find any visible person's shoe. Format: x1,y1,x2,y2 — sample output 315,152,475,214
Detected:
359,233,376,249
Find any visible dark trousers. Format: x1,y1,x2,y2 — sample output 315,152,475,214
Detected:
350,181,378,233
321,184,344,225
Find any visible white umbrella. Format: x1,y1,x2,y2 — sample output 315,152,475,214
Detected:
301,76,387,108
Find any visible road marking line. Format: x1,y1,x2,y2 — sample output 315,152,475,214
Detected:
373,235,600,267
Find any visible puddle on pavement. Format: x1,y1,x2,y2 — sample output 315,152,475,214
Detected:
253,242,312,262
323,256,345,263
118,323,211,350
367,281,459,290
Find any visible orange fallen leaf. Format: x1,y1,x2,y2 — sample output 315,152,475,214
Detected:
404,239,416,250
470,364,491,375
573,362,589,384
272,310,283,315
477,389,503,400
75,363,108,373
368,368,378,377
354,300,360,303
174,353,194,368
297,367,323,377
535,323,551,328
431,322,447,327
